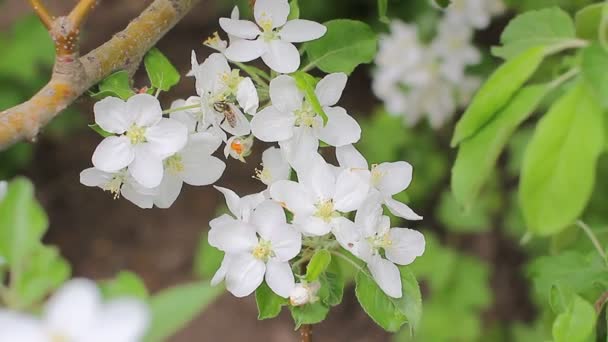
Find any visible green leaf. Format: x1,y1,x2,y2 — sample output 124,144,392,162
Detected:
575,3,604,40
436,190,492,233
492,7,575,60
193,232,224,280
144,48,180,92
88,124,114,138
144,282,222,342
452,84,549,208
520,80,604,235
451,46,546,146
293,72,328,124
0,178,47,269
378,0,389,23
290,302,330,329
553,296,596,342
255,282,287,320
355,266,422,332
287,0,299,20
303,19,377,75
101,271,149,300
549,284,575,314
306,249,331,282
319,270,343,307
582,43,608,109
14,246,70,308
91,71,135,100
433,0,452,8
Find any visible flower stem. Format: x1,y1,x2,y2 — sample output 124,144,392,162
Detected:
162,104,200,115
576,220,608,268
330,250,372,278
300,324,313,342
548,67,580,89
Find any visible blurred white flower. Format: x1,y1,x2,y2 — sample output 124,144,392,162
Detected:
91,94,188,188
270,154,368,237
0,278,148,342
0,181,7,201
444,0,505,29
220,0,326,73
251,73,360,168
336,144,422,221
432,16,481,83
348,195,425,298
209,200,302,297
289,281,321,306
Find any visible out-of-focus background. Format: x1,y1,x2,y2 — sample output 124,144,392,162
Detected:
0,0,603,341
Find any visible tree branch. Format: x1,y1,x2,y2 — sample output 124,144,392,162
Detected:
28,0,54,30
0,0,201,150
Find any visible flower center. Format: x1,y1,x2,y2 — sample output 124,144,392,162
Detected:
259,15,274,32
102,175,125,199
314,200,339,223
370,165,385,187
368,233,393,253
204,31,226,50
254,167,272,185
294,103,319,128
126,125,147,144
220,69,243,93
252,239,273,261
164,154,185,175
50,332,69,342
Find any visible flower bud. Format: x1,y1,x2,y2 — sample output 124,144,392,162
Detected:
289,281,321,306
224,135,254,162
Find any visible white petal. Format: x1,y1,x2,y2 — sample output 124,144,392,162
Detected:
261,146,291,183
44,279,101,339
169,98,199,133
219,104,251,136
153,174,183,209
128,145,164,188
367,255,402,298
305,156,336,201
240,192,267,222
316,106,361,147
294,216,332,236
250,200,286,233
266,224,301,261
183,155,225,186
315,73,347,107
374,161,413,196
219,18,261,39
225,254,266,297
209,214,235,231
127,94,162,127
196,53,230,94
208,221,257,253
251,106,296,142
269,75,303,112
214,186,242,218
237,77,259,114
255,0,290,29
210,254,232,286
385,228,425,265
278,127,319,170
0,311,45,342
269,180,315,216
231,5,240,19
86,300,149,342
333,168,370,212
224,39,267,62
265,260,295,298
261,40,300,73
80,168,114,187
280,19,327,43
336,144,368,169
384,197,423,220
121,181,156,209
145,118,188,158
355,193,384,237
331,216,360,252
92,136,135,172
94,97,132,134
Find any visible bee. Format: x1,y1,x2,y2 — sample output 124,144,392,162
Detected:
213,101,237,128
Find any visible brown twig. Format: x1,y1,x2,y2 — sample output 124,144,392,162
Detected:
0,0,201,150
28,0,54,29
300,324,313,342
595,290,608,313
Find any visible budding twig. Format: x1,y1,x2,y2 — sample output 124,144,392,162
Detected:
68,0,98,29
28,0,54,30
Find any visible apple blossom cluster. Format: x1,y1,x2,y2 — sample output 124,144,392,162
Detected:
0,279,148,342
372,0,505,129
77,0,425,303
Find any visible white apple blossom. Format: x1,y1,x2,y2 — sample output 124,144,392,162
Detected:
80,167,159,209
350,195,425,298
336,144,422,221
289,281,321,306
255,146,291,187
203,6,241,52
251,73,361,168
213,186,265,223
444,0,505,29
0,278,148,342
91,94,188,188
223,135,254,162
219,0,326,73
269,154,368,241
432,17,481,83
208,200,302,297
189,52,259,140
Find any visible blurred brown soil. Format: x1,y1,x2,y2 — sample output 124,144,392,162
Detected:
0,1,534,341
